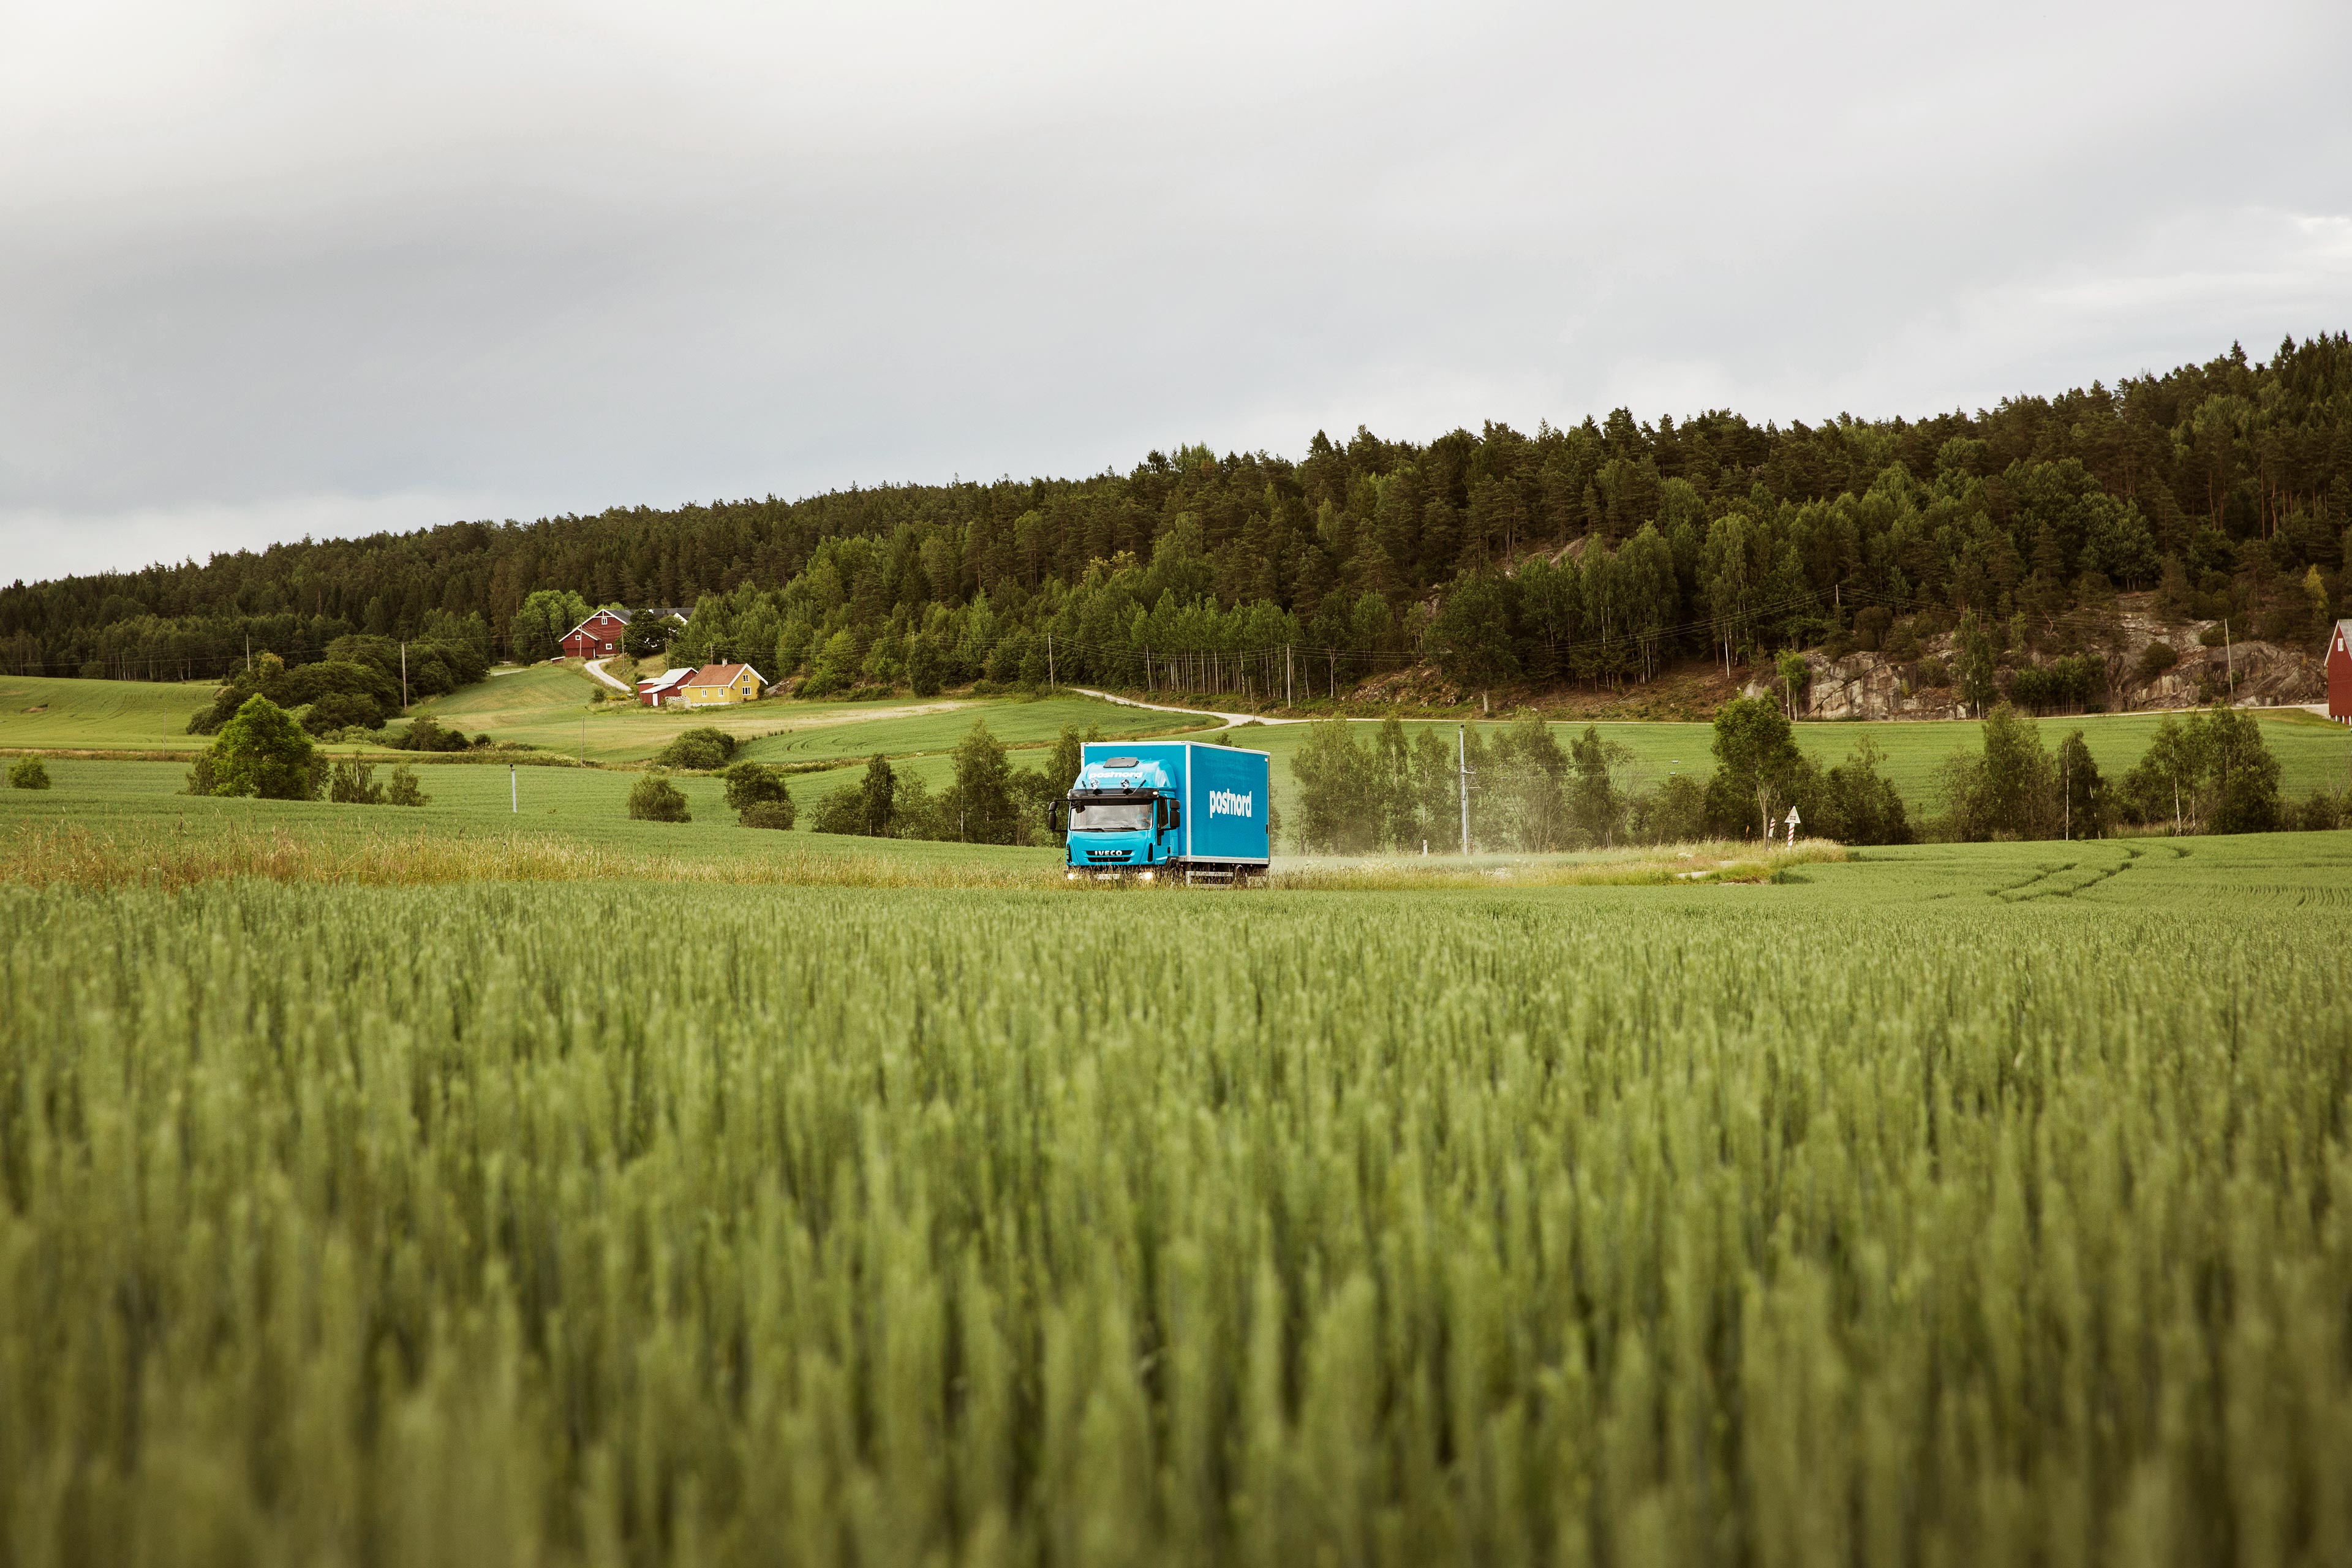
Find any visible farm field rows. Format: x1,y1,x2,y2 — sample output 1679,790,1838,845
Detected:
0,673,223,751
2,835,2348,1561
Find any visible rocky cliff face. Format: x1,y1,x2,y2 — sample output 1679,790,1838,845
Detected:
1788,614,2323,720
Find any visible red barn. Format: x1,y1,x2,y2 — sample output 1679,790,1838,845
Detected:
559,609,630,660
2330,619,2352,722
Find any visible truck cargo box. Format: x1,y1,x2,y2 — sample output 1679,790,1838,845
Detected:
1077,740,1270,867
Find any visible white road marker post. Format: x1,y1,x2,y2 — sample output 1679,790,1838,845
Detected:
1784,805,1800,849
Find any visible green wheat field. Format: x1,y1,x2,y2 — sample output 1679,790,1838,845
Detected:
2,802,2348,1565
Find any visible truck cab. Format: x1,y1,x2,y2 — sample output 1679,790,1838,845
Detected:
1054,742,1271,884
1054,757,1182,880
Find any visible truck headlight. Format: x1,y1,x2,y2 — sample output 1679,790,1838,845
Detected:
1137,870,1154,883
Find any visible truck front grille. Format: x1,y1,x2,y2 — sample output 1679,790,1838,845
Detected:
1086,850,1131,862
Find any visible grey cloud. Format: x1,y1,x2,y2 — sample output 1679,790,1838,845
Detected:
3,0,2349,581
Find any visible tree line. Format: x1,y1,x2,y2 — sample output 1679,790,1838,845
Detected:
1285,709,1912,853
1284,698,2318,853
6,336,2348,700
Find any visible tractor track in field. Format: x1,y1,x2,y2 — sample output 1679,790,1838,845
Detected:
1992,845,2139,902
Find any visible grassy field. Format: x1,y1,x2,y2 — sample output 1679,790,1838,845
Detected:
0,667,1205,766
13,671,2348,817
2,834,2348,1562
387,665,1211,767
0,672,223,750
1206,704,2352,810
0,759,1837,895
0,757,1047,870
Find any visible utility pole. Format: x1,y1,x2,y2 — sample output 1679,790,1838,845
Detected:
1047,633,1054,690
400,641,409,709
1458,726,1472,856
2064,752,2070,840
1286,644,1293,709
244,636,251,676
2223,619,2235,703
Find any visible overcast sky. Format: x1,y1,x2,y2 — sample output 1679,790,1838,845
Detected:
4,0,2350,584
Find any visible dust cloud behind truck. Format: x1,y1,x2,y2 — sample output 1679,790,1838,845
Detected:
1052,740,1270,884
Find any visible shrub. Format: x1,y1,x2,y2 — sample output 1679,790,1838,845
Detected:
1630,772,1706,845
7,755,51,790
654,727,737,771
327,758,385,805
1883,618,1924,664
810,785,865,835
628,772,691,822
2291,788,2345,831
385,764,429,807
1915,654,1951,688
189,677,258,735
739,799,797,831
303,691,384,736
1818,736,1912,845
2135,640,2179,682
282,658,399,714
2199,622,2228,647
723,761,793,815
387,715,472,753
204,696,320,800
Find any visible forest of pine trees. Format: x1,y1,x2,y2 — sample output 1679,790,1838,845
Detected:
6,336,2350,699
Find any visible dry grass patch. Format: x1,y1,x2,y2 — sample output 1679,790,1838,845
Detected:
0,823,1050,892
1267,839,1847,890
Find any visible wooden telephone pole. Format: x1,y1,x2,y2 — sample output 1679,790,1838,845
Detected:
1458,726,1472,855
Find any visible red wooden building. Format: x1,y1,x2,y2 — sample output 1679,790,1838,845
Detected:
559,609,630,660
2329,619,2352,722
637,668,695,707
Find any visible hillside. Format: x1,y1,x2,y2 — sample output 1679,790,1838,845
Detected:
6,334,2349,722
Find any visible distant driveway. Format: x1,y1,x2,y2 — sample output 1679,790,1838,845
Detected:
1070,688,1304,726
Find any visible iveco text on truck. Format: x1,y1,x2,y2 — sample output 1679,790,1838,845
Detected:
1052,741,1270,884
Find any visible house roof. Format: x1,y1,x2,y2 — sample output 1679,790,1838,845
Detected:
683,662,764,688
562,609,628,639
637,668,694,692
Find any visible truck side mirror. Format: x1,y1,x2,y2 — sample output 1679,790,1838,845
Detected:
1168,801,1181,829
1047,801,1065,834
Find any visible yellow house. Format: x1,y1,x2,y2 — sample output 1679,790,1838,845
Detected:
679,663,764,707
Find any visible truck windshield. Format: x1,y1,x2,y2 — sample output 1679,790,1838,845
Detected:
1069,799,1152,832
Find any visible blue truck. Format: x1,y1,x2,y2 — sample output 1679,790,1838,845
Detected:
1053,741,1271,884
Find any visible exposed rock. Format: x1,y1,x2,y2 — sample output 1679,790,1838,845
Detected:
1797,608,2323,720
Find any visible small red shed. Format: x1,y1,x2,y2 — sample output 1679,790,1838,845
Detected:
637,668,694,707
559,609,630,660
2329,619,2352,722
